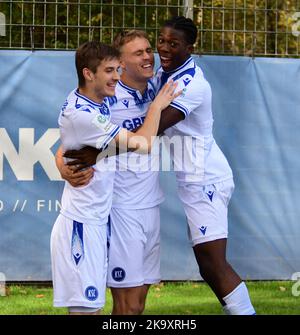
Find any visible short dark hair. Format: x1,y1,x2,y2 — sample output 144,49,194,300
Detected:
162,16,198,45
75,41,120,87
113,30,149,51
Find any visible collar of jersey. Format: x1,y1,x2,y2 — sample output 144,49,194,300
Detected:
75,89,105,107
160,56,194,75
118,79,154,93
118,80,143,94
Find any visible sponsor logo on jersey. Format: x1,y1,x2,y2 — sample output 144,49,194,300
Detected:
122,116,145,131
183,77,191,86
199,226,207,235
112,267,126,282
85,286,98,301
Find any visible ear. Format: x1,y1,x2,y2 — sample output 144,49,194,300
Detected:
187,44,194,54
119,58,126,71
82,67,94,82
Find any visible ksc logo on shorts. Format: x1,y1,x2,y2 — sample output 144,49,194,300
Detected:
112,267,126,282
85,286,98,301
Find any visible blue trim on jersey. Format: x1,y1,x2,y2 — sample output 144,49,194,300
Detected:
102,125,121,149
157,56,193,75
75,89,104,107
158,58,195,90
172,66,196,83
106,95,118,107
148,79,156,92
109,126,121,139
107,215,111,249
71,221,84,266
170,101,189,117
118,80,136,93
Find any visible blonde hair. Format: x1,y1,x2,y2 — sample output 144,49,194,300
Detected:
113,30,149,51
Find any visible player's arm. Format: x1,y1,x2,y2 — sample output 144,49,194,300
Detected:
103,80,181,153
55,145,94,187
157,106,185,135
64,81,181,169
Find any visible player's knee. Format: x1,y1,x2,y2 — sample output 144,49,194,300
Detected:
198,256,227,280
127,301,145,315
113,300,144,315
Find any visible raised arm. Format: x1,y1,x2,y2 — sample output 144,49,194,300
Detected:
114,80,181,153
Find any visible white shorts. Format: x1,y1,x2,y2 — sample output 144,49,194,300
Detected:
178,179,235,246
50,214,108,309
107,206,161,288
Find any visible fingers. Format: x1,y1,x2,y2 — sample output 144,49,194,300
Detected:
73,164,91,173
61,165,94,187
173,88,183,99
161,80,181,98
68,169,94,187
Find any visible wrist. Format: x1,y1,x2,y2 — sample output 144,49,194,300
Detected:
150,102,163,113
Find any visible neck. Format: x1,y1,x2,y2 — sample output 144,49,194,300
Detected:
121,73,148,94
165,55,192,73
78,86,103,104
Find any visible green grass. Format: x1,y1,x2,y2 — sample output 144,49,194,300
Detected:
0,281,299,315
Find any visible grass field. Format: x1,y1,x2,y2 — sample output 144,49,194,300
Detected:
0,281,299,315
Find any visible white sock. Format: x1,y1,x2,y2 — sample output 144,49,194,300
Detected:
222,282,256,315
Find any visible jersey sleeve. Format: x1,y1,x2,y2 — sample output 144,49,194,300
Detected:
170,75,210,118
73,107,121,150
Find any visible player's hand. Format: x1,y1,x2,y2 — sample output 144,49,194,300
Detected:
64,146,100,172
152,80,182,111
59,163,94,187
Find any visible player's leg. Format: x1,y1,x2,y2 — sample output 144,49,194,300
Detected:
68,306,101,315
50,215,107,315
107,207,160,315
193,238,241,302
111,285,150,315
178,179,255,315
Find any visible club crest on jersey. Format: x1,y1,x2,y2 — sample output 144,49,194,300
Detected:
85,286,98,301
112,267,126,282
122,99,129,108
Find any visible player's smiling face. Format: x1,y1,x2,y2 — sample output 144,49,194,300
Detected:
157,27,193,72
92,58,120,100
120,37,154,81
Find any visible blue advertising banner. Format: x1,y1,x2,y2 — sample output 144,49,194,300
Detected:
0,50,300,280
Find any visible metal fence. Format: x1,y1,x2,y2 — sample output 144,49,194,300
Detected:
0,0,300,57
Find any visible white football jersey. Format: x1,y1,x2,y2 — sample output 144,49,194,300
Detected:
155,57,233,185
107,80,164,209
58,89,121,225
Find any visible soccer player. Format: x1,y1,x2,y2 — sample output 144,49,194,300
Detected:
58,17,256,315
153,16,256,315
56,31,164,315
51,40,179,315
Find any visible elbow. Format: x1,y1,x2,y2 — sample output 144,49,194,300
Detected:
128,136,153,154
137,141,152,154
